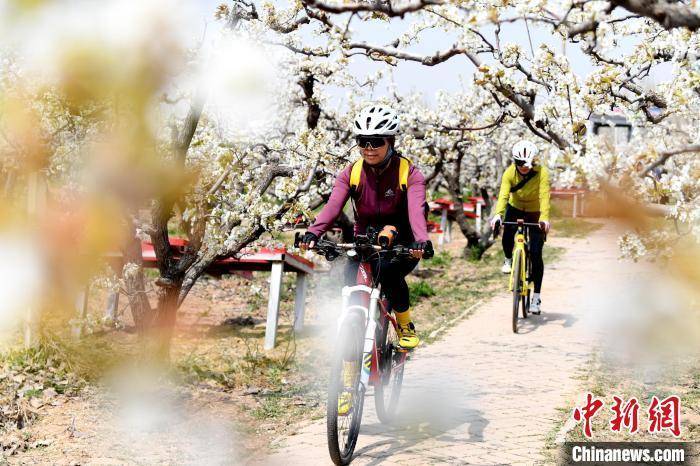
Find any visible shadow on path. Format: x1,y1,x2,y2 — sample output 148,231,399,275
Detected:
352,388,489,464
516,311,577,334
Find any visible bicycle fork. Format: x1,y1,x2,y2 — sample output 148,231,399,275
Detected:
339,285,381,391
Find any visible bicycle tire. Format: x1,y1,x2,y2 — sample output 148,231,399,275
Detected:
512,250,521,333
374,318,405,424
522,288,531,318
327,315,366,465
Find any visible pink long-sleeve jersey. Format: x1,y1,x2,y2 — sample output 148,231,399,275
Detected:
308,156,430,244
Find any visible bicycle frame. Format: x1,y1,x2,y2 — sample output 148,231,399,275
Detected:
337,261,406,390
508,221,530,296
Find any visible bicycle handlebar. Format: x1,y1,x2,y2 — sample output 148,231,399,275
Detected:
492,220,547,242
294,232,415,262
501,221,542,227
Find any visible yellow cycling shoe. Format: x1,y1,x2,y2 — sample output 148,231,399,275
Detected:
337,391,353,416
397,322,420,349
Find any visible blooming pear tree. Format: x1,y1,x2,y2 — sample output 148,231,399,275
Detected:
246,0,700,259
2,0,699,354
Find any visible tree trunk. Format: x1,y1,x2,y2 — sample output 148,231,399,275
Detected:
299,72,321,130
122,226,153,332
153,278,183,360
444,159,495,260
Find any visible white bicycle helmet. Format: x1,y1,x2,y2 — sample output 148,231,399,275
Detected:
511,140,538,168
353,104,400,136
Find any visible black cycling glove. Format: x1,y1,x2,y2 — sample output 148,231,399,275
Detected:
411,240,434,259
301,231,318,247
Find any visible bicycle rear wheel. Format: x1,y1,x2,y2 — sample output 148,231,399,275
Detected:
374,318,406,424
522,287,531,318
512,250,522,333
525,251,534,317
327,315,365,465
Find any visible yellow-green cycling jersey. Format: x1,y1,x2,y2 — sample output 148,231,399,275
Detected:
494,164,551,222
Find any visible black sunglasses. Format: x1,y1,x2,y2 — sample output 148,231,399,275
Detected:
356,136,387,149
514,159,527,166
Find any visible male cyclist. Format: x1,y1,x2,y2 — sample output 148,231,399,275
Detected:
489,140,551,314
300,104,433,350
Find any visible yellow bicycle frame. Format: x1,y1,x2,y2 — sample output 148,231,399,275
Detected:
508,229,529,296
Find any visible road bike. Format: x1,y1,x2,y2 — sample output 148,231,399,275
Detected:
295,230,418,465
493,219,546,333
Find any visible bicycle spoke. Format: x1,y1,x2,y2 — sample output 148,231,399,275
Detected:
375,319,406,423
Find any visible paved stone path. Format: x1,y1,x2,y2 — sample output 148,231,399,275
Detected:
266,223,626,465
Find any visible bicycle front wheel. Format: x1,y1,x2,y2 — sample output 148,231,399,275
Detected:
512,250,522,333
374,318,406,424
327,315,365,465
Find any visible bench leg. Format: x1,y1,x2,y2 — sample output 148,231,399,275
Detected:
476,202,482,234
72,284,90,339
573,194,578,218
264,261,284,350
293,273,307,332
438,209,447,247
105,291,119,321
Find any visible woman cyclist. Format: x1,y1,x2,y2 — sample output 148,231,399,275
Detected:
300,104,434,350
490,140,551,315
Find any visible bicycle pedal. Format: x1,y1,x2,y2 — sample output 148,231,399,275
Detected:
397,342,419,352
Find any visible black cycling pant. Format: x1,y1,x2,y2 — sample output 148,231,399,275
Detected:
344,254,419,313
502,204,545,293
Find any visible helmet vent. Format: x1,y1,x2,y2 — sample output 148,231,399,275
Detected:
353,104,400,136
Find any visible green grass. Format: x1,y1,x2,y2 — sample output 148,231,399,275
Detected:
175,332,296,389
22,388,44,399
423,250,451,267
408,280,436,305
0,334,124,386
553,217,603,238
253,394,285,419
543,245,565,263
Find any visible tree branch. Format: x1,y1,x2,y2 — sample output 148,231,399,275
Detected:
642,144,700,176
347,42,478,66
610,0,700,30
303,0,443,17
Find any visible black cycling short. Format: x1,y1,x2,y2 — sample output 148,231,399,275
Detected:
344,254,418,313
502,204,545,293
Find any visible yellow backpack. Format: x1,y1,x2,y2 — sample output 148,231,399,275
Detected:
349,156,412,196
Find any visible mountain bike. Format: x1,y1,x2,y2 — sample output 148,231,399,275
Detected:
294,230,418,465
493,219,546,333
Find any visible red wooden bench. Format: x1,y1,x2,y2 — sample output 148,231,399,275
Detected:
551,188,587,217
428,197,486,245
427,220,443,234
105,238,314,349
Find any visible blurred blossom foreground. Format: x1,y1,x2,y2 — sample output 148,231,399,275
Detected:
0,0,698,462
